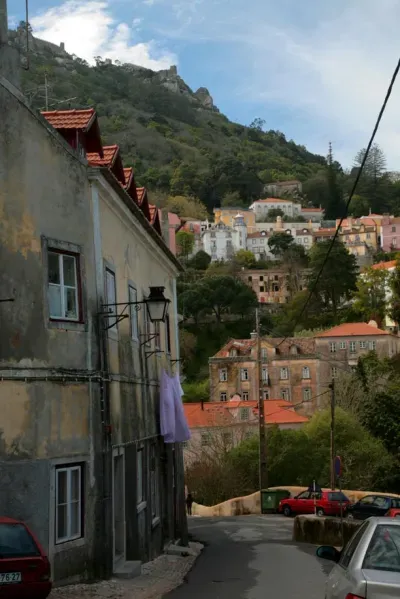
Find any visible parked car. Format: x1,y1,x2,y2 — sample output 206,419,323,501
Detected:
0,517,52,598
278,490,350,517
347,494,400,520
316,517,400,598
385,508,400,518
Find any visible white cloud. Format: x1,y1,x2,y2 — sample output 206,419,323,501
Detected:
30,0,176,71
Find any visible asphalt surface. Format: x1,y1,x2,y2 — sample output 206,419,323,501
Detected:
165,515,334,599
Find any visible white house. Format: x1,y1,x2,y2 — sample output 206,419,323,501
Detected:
249,198,302,219
202,215,247,261
246,231,275,260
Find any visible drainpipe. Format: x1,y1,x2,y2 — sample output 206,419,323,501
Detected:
173,277,188,547
90,182,113,577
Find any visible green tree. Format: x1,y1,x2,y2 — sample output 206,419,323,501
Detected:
165,195,208,220
188,250,211,271
389,261,400,325
182,379,210,403
266,208,285,220
202,275,258,321
353,266,389,327
354,143,387,180
221,191,245,208
234,249,257,269
325,142,346,219
308,240,358,318
268,232,294,257
176,230,195,260
349,194,370,218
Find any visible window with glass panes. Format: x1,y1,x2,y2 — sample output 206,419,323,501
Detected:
55,465,82,543
48,251,80,320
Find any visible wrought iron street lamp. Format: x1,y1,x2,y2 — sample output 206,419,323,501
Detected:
144,286,170,323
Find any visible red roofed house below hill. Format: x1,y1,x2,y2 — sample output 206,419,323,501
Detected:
182,400,308,466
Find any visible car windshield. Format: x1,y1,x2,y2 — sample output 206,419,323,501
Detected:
0,524,40,558
328,492,349,502
363,525,400,573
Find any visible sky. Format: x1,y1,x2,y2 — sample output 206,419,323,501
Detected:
9,0,400,169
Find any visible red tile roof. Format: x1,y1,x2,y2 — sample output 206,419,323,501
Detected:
301,207,324,212
123,167,133,187
213,336,315,358
247,231,269,238
41,108,96,130
313,228,336,237
371,260,397,271
87,145,119,167
315,322,390,338
183,400,308,428
214,338,256,358
255,198,295,204
137,187,146,203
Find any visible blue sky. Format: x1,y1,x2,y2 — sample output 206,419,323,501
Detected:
9,0,400,168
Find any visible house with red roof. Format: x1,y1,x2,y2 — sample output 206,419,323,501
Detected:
0,11,186,585
183,400,308,465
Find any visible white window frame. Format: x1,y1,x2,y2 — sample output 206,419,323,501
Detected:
331,367,338,379
359,340,367,349
137,448,145,506
48,250,80,321
339,341,346,349
220,392,227,402
105,267,117,331
261,348,267,361
369,340,376,350
241,368,249,381
219,368,228,382
55,465,82,544
128,284,139,341
242,391,249,401
303,388,311,401
280,388,289,401
330,342,336,353
280,367,288,380
349,341,356,353
302,366,310,379
262,367,268,381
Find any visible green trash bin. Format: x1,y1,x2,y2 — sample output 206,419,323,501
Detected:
261,489,291,514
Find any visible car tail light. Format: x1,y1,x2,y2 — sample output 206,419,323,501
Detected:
40,558,51,581
345,594,365,599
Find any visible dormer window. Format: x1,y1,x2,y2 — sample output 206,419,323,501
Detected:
230,349,237,357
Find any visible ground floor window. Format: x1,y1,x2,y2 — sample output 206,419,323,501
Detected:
56,464,83,543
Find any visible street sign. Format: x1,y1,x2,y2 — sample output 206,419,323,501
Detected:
334,456,342,478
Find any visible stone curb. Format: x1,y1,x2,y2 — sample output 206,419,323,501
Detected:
49,542,204,599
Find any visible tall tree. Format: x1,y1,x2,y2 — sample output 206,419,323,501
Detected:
389,261,400,325
325,142,346,219
268,232,294,257
176,230,195,260
308,240,358,318
353,267,389,327
354,143,387,180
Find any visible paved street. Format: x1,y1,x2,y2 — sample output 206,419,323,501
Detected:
165,515,333,599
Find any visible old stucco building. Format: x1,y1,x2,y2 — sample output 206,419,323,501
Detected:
210,322,400,416
0,5,187,585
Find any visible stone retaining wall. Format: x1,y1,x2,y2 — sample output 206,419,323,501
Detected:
293,515,361,547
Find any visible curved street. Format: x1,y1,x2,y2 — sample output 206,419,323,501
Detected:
166,515,334,599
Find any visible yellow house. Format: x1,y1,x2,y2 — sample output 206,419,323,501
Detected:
213,207,256,231
337,217,378,266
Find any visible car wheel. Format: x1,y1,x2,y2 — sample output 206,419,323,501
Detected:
316,508,325,517
283,505,292,517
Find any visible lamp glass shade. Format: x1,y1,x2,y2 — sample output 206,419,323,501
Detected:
145,286,170,323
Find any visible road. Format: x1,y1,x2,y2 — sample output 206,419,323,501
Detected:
165,515,334,599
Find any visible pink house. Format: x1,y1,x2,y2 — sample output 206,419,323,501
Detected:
380,217,400,252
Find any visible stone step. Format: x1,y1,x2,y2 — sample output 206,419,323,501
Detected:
113,560,142,579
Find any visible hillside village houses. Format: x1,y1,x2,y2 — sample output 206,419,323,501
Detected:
0,5,189,586
209,322,400,416
182,400,308,466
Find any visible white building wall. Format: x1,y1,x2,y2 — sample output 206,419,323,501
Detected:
203,227,240,261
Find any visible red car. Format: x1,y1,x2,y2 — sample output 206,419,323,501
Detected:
0,517,52,598
385,508,400,517
279,490,350,517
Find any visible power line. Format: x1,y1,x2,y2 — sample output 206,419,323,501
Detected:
276,57,400,348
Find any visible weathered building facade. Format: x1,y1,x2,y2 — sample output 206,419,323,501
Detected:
0,6,187,585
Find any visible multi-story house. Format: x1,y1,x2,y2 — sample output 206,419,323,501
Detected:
264,180,302,197
250,198,302,220
213,207,256,231
182,400,308,466
241,269,299,304
380,216,400,251
313,228,336,243
315,322,400,383
246,231,274,260
202,215,247,261
336,217,378,266
300,207,325,222
209,336,320,415
0,12,187,586
294,228,314,251
210,322,400,418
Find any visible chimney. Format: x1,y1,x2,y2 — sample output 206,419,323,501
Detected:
250,331,257,340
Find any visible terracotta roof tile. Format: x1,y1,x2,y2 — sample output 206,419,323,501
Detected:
371,260,397,271
41,108,96,130
301,207,324,212
255,198,296,204
123,167,133,188
137,187,146,203
183,401,308,428
247,231,269,238
315,322,390,338
269,337,316,354
87,145,119,167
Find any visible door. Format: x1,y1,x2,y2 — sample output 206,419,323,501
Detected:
353,495,376,520
113,452,126,563
294,491,314,514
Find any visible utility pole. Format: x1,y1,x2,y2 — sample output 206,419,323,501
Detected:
256,308,268,492
329,379,335,490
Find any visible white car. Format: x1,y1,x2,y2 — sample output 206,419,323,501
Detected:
316,517,400,598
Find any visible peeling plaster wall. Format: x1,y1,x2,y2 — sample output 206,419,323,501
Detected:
0,81,103,583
